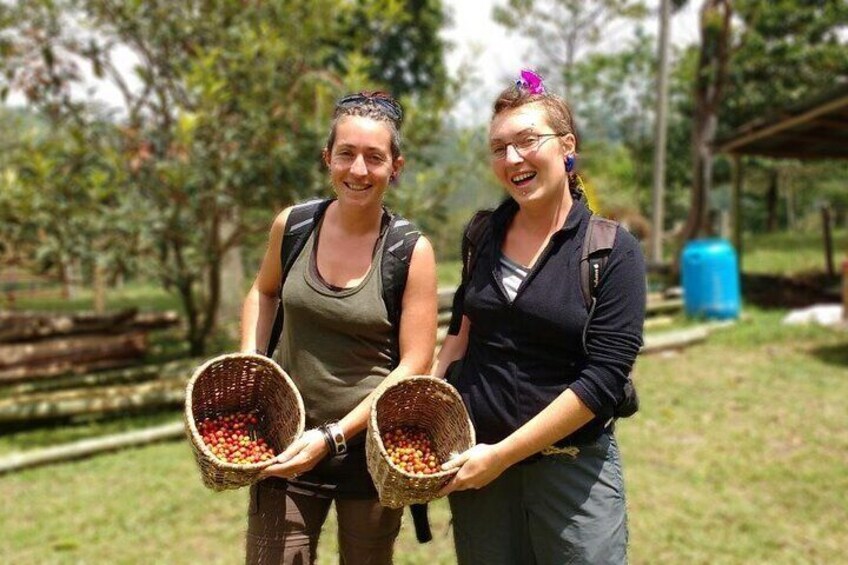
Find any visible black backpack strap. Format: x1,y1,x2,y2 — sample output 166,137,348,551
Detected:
410,503,432,543
463,210,494,281
265,198,333,358
580,215,618,357
381,212,421,366
448,210,493,335
379,214,430,544
579,215,640,421
579,215,618,311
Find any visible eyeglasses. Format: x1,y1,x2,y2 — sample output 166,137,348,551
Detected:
335,91,403,123
490,133,564,160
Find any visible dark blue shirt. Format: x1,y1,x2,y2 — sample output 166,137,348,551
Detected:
448,197,646,448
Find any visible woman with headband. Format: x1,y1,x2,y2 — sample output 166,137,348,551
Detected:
432,71,646,563
241,91,438,564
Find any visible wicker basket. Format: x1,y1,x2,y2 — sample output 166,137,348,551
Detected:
184,353,305,491
366,376,475,508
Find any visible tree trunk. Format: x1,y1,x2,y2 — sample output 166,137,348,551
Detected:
201,211,224,346
785,180,795,230
822,205,835,277
680,0,732,245
765,168,779,232
62,257,82,300
218,212,245,338
171,240,202,356
93,259,107,314
650,0,671,264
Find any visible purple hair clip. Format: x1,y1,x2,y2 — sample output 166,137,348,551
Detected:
515,69,546,95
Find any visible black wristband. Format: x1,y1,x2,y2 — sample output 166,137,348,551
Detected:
320,422,347,455
319,426,335,454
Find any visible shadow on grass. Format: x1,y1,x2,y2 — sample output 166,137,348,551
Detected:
742,272,841,310
809,342,848,368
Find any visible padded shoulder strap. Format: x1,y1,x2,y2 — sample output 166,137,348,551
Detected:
280,198,333,278
381,212,421,367
447,210,492,336
579,215,619,310
462,210,494,285
265,198,332,358
579,214,640,422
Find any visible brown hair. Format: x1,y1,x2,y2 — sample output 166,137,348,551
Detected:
325,92,403,160
492,86,582,195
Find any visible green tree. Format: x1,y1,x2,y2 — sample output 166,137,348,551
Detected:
680,0,733,242
568,29,657,208
680,0,848,240
1,0,452,354
493,0,648,97
721,0,848,133
328,0,450,100
0,112,140,305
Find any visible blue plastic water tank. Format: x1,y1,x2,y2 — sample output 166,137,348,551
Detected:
681,239,741,319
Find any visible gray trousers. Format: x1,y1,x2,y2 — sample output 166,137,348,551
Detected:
449,433,628,565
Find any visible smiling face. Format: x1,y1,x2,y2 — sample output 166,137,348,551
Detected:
489,102,575,205
324,115,403,208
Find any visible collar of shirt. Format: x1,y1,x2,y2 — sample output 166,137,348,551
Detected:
489,194,591,243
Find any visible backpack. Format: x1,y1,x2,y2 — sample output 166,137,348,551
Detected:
262,197,433,543
264,198,420,361
459,208,640,420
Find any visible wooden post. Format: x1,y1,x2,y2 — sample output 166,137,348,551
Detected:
843,260,848,321
822,205,835,277
731,154,743,270
650,0,671,264
93,260,107,314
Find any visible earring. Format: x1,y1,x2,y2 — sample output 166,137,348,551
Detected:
565,154,576,173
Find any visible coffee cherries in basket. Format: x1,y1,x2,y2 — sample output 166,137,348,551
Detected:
382,425,443,476
197,411,276,465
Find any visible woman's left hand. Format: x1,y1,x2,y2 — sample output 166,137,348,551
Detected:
258,429,329,481
437,443,509,496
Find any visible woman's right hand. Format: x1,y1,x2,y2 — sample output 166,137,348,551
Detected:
258,429,329,481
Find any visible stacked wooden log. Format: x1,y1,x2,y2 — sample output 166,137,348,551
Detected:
0,309,186,425
0,359,197,424
2,291,699,425
0,288,717,475
0,309,178,383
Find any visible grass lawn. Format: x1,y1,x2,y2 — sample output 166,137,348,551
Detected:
2,228,847,562
743,228,847,276
2,307,847,563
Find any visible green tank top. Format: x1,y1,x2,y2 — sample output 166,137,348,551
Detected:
278,217,395,429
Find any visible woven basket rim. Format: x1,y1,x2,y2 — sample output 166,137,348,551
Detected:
184,352,305,471
369,375,473,479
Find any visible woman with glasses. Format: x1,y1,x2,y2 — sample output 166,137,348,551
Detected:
241,91,437,564
431,72,646,563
